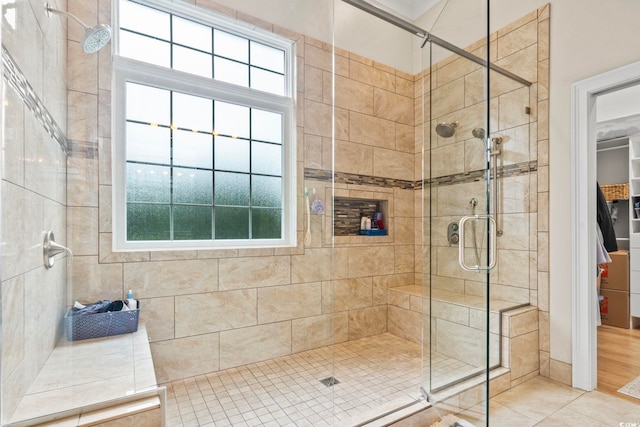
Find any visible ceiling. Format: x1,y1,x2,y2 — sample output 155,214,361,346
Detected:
368,0,441,21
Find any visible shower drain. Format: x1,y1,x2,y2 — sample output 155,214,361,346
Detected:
319,376,340,387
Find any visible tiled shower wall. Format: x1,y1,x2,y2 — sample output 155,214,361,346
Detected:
67,0,416,385
413,5,551,383
1,0,68,422
417,9,545,303
65,0,551,388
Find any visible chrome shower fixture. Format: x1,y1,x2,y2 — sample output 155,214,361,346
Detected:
472,128,485,139
435,121,459,138
45,3,112,53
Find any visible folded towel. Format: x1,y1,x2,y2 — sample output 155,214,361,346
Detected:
70,300,129,316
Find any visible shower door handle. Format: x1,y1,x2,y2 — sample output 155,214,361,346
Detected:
458,215,497,272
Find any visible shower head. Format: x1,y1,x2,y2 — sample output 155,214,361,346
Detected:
472,128,486,139
435,121,458,138
82,24,112,53
45,3,112,53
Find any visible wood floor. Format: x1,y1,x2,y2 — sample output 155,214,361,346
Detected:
597,324,640,402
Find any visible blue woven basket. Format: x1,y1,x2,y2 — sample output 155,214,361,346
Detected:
64,307,139,341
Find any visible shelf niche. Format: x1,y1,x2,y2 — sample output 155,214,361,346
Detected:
333,197,389,237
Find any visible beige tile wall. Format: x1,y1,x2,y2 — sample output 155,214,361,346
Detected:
418,10,538,302
1,0,69,422
66,1,418,385
63,0,550,388
417,6,548,309
0,1,551,424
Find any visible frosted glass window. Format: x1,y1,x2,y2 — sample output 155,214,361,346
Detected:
116,0,294,248
215,172,250,206
252,209,282,239
173,93,212,132
173,168,213,205
215,207,249,239
173,46,212,79
126,164,171,203
173,16,211,52
126,123,170,164
214,136,249,172
127,204,170,241
215,101,249,138
174,206,212,240
173,130,213,169
252,142,282,176
252,176,282,207
126,83,170,125
251,109,282,143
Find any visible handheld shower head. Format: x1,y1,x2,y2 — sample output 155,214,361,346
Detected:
45,3,112,53
435,121,459,138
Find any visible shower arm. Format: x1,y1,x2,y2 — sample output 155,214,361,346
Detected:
45,3,91,30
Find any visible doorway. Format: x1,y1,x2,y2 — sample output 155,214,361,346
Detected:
572,60,640,393
595,86,640,399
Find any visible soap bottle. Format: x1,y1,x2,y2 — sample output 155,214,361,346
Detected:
127,290,138,310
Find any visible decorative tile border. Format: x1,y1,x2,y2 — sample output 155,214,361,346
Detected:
2,46,68,154
305,168,414,189
68,140,98,159
305,160,537,191
418,161,538,189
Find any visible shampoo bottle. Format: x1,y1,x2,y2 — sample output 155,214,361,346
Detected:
127,290,138,310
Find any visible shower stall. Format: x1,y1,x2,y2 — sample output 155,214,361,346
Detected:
0,0,547,425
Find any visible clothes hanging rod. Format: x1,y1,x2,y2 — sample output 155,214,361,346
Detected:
341,0,532,87
596,145,628,153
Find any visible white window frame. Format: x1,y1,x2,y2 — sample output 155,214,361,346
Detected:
111,0,297,251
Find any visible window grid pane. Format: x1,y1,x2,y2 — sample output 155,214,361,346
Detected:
119,0,286,92
125,86,284,241
119,1,291,245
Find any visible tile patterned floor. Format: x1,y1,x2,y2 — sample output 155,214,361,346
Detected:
164,333,479,426
166,334,640,426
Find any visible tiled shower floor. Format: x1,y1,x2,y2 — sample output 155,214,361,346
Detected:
165,333,480,427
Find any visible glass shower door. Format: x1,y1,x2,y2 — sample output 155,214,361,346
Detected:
420,5,494,423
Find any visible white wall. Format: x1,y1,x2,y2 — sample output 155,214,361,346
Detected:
538,0,640,364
